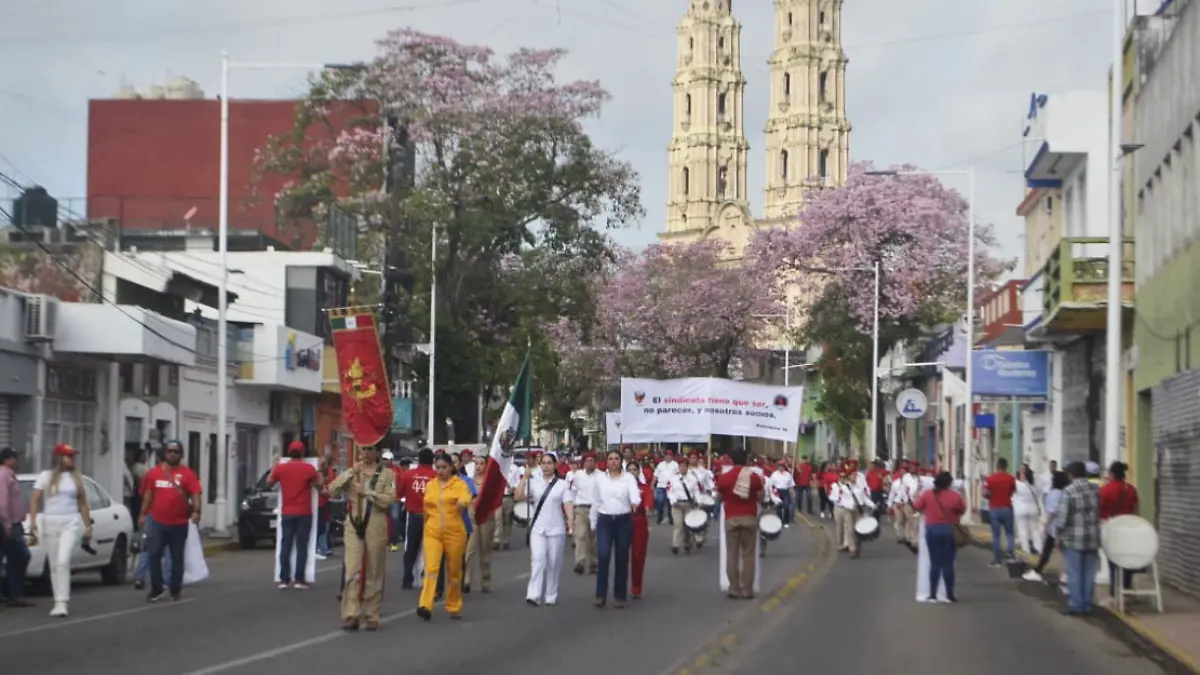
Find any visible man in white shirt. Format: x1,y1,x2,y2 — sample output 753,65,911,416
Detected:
1036,459,1057,497
666,453,707,554
830,471,867,558
887,465,913,545
565,453,599,574
768,464,796,527
653,452,679,525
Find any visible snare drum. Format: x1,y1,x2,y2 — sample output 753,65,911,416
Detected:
512,501,532,528
758,513,783,541
854,516,880,542
695,493,716,509
684,508,710,535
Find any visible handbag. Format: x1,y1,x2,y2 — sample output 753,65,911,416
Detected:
930,491,969,548
526,476,559,547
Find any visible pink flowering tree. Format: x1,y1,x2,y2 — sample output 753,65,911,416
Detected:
749,161,1013,452
553,240,784,383
255,29,642,442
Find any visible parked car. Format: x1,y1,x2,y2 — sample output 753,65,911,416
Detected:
13,474,134,591
237,470,344,550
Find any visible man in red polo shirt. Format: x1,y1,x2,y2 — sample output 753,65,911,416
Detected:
399,448,437,589
984,457,1017,567
716,450,765,600
139,439,202,602
793,455,814,517
267,440,323,589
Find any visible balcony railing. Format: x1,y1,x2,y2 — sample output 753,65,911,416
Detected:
1040,237,1135,333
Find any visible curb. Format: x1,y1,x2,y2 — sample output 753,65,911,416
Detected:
201,540,240,557
965,531,1200,675
666,519,835,675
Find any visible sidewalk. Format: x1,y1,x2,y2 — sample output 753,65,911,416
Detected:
966,523,1200,674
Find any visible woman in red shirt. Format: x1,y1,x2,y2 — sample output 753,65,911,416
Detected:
1099,461,1140,598
628,458,654,599
913,471,966,603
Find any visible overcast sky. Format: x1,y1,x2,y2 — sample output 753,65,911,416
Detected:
0,0,1138,271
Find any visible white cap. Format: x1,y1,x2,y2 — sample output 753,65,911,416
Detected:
381,451,395,460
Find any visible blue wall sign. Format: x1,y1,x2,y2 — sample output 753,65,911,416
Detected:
392,397,413,432
971,350,1051,402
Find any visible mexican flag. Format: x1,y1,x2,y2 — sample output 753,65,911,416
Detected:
474,350,532,524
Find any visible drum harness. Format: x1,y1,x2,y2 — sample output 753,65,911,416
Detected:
526,475,559,547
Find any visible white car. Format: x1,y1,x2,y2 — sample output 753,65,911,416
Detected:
17,473,135,589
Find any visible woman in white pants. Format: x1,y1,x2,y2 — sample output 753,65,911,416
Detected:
515,452,573,607
1012,467,1042,555
28,443,94,617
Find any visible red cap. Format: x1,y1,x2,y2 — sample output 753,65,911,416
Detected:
287,440,305,455
687,451,699,459
460,450,474,460
582,452,596,461
53,443,77,457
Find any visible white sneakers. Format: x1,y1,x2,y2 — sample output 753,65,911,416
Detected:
49,602,68,617
1022,569,1044,582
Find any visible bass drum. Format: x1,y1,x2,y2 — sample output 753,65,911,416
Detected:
758,513,783,541
512,501,532,528
684,508,710,535
854,516,880,542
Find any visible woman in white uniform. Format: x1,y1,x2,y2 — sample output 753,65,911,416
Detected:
515,452,573,606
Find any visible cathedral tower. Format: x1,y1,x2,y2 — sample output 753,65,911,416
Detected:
661,0,753,246
762,0,852,222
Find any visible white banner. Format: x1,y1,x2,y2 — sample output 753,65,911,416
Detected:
604,411,707,445
620,378,804,443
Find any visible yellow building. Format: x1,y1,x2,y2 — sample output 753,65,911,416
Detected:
660,0,852,250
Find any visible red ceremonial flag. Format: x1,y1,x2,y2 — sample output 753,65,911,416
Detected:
329,311,393,446
475,350,531,525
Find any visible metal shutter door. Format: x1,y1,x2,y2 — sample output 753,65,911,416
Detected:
0,397,11,449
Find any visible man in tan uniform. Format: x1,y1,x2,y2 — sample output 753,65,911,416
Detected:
329,446,395,631
566,452,599,574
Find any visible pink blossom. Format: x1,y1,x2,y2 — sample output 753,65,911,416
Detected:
748,161,1014,334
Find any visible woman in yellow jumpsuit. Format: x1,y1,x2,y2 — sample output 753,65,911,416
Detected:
418,452,473,620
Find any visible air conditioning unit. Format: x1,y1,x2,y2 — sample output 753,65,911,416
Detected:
23,294,58,342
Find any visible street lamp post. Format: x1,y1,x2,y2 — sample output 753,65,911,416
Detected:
216,53,359,533
1104,0,1124,467
866,168,975,483
428,222,437,442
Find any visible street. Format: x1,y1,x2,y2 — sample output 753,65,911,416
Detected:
0,517,817,675
713,523,1166,675
1,518,1170,675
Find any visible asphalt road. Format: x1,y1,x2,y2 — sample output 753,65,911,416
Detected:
710,519,1167,675
0,514,818,675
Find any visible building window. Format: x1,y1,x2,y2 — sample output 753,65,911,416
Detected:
119,362,134,394
682,167,690,195
819,10,826,25
819,150,829,178
719,36,725,50
685,93,692,117
718,166,728,198
783,73,791,97
689,37,694,52
787,11,792,24
142,364,160,397
818,72,828,102
42,399,97,476
717,93,726,119
780,150,789,180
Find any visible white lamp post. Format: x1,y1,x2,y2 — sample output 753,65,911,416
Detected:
216,53,359,533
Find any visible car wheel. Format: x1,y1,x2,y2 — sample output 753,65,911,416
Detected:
101,535,129,585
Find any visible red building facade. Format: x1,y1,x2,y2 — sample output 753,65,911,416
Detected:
86,98,369,249
976,279,1025,345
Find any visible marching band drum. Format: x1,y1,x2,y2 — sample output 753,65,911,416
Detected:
684,508,710,535
854,515,880,542
758,513,783,541
512,502,532,528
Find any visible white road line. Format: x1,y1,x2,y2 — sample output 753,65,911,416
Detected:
180,572,531,675
0,598,197,639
